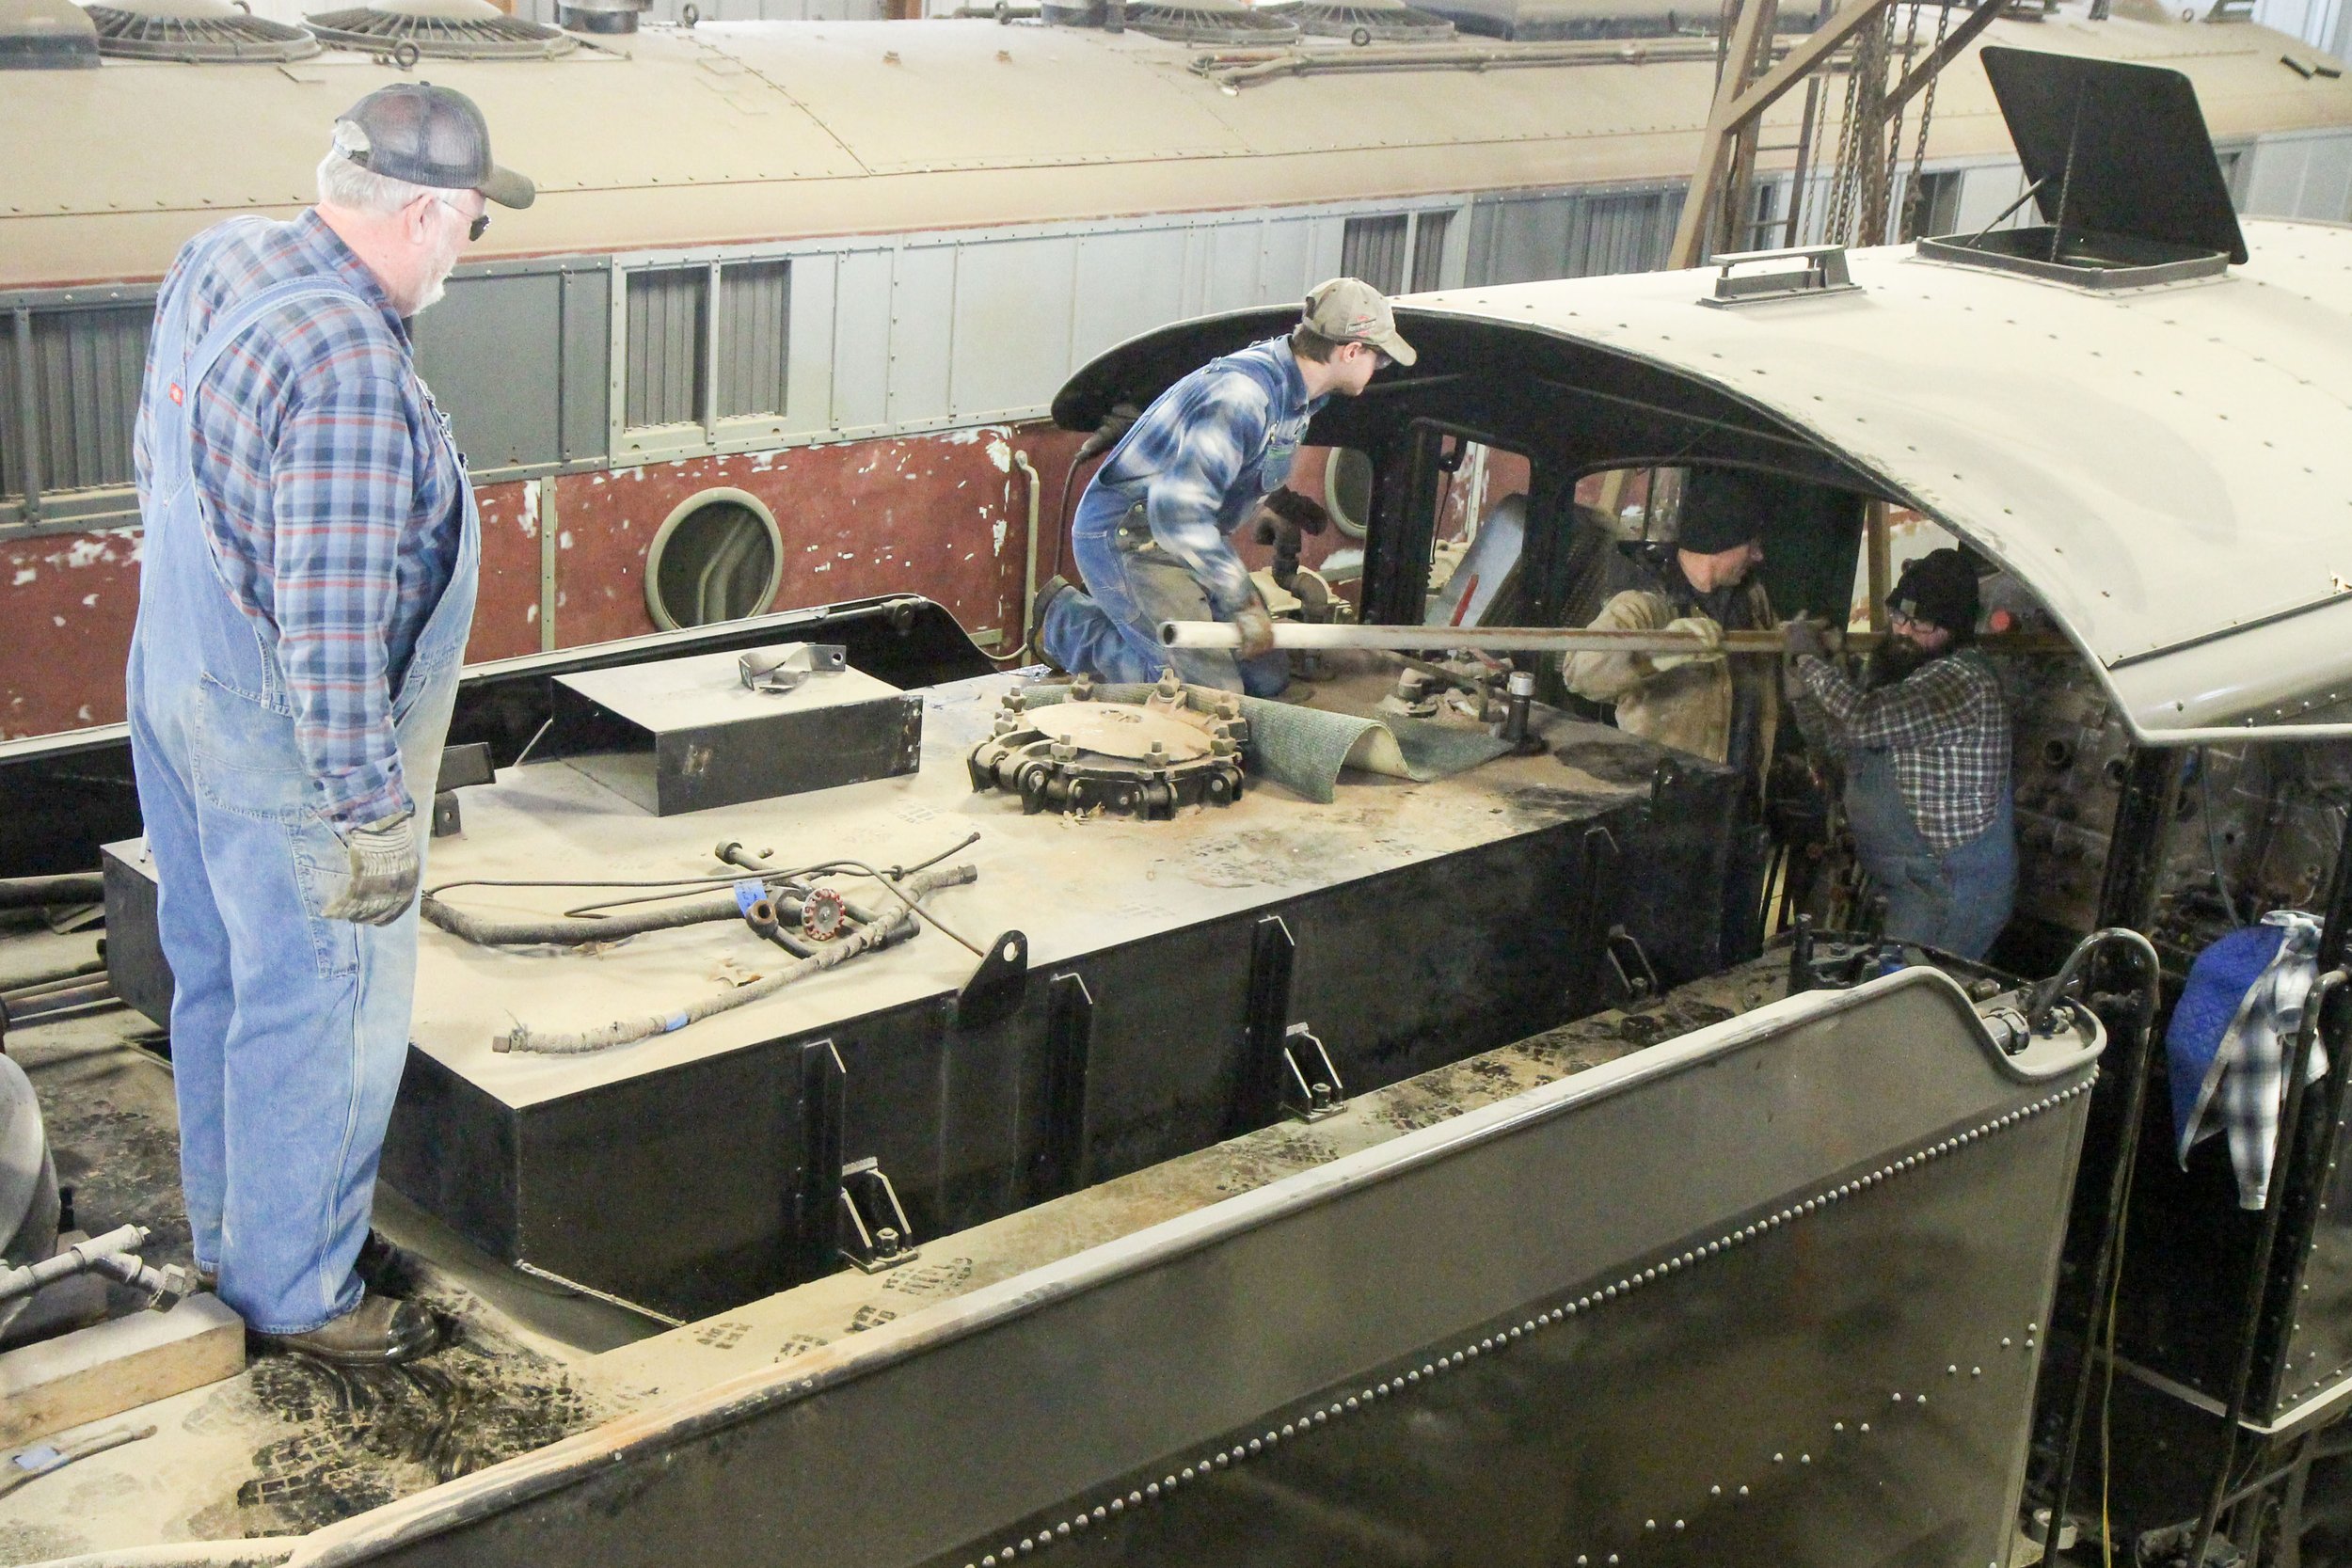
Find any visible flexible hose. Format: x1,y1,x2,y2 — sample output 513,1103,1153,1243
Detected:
494,864,978,1056
421,892,746,948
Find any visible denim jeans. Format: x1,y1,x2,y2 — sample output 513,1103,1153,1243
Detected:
1845,746,2017,961
1041,503,1289,697
126,276,477,1334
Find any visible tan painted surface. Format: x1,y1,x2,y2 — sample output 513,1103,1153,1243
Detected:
3,14,2346,288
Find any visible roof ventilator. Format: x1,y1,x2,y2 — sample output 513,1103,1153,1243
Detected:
1915,47,2246,290
1044,0,1300,43
1259,0,1456,42
556,0,646,33
85,0,320,62
305,0,577,60
0,0,100,69
1699,245,1860,308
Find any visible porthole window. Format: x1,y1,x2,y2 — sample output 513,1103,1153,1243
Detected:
644,488,786,632
1324,446,1375,539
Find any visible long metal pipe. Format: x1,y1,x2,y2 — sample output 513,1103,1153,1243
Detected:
0,873,106,911
1161,619,2070,657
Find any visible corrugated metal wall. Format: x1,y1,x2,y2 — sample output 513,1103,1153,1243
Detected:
717,260,792,420
1466,186,1687,285
625,265,708,430
0,304,150,501
1411,211,1453,292
1342,214,1410,294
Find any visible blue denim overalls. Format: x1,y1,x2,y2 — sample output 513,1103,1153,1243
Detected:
1844,747,2017,960
1041,502,1293,696
126,276,477,1336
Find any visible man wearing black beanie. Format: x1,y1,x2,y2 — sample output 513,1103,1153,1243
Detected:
1563,467,1777,790
1783,547,2016,958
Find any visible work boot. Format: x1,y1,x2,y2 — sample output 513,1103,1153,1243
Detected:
1030,577,1074,674
355,1228,421,1299
249,1293,438,1365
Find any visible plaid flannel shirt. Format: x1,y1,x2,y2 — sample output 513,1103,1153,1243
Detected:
2177,911,2328,1211
134,212,463,827
1796,646,2010,853
1081,337,1325,616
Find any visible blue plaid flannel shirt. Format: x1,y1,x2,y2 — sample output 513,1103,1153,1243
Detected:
1078,337,1325,616
134,212,463,827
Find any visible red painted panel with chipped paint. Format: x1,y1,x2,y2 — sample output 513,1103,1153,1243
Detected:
1,529,143,738
0,424,1400,744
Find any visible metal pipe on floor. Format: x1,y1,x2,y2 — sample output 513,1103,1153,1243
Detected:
1,980,116,1025
0,875,106,911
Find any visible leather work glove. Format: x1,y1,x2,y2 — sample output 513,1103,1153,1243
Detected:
1259,488,1330,536
1232,597,1279,662
1648,615,1724,673
1781,615,1828,662
319,811,421,927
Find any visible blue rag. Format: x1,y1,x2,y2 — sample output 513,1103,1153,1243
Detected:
2167,922,2286,1153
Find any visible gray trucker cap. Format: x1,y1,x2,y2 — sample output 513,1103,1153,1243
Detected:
333,83,535,210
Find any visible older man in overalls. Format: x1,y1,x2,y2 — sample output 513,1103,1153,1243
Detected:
1039,278,1415,695
128,86,531,1362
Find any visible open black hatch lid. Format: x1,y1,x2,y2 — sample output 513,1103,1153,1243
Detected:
1978,44,2249,265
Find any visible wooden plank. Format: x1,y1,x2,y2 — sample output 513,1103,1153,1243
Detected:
0,1295,243,1448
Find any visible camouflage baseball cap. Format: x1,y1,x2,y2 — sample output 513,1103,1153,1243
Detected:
1302,277,1417,366
334,83,535,210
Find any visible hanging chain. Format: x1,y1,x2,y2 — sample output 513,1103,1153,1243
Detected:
1895,0,1952,241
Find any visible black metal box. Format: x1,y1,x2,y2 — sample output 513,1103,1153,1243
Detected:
546,648,922,815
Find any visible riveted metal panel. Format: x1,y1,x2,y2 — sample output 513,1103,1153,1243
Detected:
1259,216,1317,304
947,235,1073,423
886,244,956,429
559,264,611,466
831,248,893,435
782,251,835,438
716,259,791,420
414,271,565,475
0,302,149,500
624,264,708,432
1467,190,1578,285
1071,228,1188,368
1203,219,1268,315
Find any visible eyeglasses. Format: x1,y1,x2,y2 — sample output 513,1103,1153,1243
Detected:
435,195,490,243
1888,611,1939,634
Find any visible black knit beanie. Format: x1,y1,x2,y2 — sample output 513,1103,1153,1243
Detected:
1675,468,1767,556
1889,547,1979,635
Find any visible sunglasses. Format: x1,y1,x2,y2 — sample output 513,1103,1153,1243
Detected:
435,195,491,243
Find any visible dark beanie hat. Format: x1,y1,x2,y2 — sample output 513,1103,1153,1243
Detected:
1889,547,1980,634
1676,468,1767,556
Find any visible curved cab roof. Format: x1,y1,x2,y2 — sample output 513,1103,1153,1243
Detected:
1064,218,2352,741
2,8,2349,288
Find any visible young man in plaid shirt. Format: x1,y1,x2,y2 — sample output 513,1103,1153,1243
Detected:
1784,548,2017,959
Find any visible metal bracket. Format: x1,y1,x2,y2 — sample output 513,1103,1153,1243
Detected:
739,641,848,694
955,930,1028,1030
1603,924,1658,1007
1033,973,1095,1200
794,1038,847,1283
429,741,495,840
1279,1023,1345,1122
1698,244,1862,308
837,1158,919,1274
1232,913,1299,1135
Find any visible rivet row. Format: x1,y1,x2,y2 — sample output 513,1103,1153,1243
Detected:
965,1079,2091,1567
